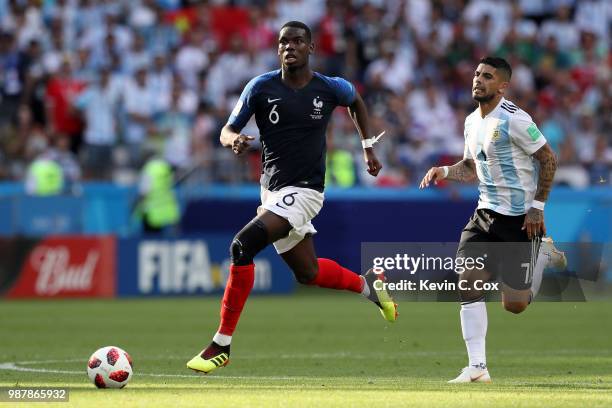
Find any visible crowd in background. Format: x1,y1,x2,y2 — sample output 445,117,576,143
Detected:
0,0,610,188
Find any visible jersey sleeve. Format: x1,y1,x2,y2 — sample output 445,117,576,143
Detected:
326,77,356,106
462,117,471,159
227,76,260,131
509,113,547,155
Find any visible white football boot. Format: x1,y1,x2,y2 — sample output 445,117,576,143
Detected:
448,365,492,383
539,237,567,270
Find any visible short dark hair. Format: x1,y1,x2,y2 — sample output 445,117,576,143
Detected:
479,56,512,81
280,21,312,42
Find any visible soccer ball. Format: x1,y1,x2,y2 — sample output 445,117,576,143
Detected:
87,346,133,389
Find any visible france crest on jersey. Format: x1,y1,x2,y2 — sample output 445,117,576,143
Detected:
463,98,547,216
227,70,356,192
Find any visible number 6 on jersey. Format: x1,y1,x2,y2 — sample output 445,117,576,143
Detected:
269,104,279,124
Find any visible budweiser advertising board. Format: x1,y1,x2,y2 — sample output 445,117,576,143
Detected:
4,236,116,298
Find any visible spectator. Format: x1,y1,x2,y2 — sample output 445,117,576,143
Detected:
242,5,275,54
0,31,23,127
574,0,611,42
13,2,46,50
74,67,120,180
463,0,511,52
365,37,414,95
175,27,209,89
155,82,194,170
145,3,180,53
129,0,157,33
206,33,253,104
190,102,218,183
44,56,85,153
353,3,386,80
407,78,458,154
20,39,47,127
122,34,151,74
572,111,599,164
315,0,353,77
149,54,173,115
540,5,579,50
123,66,154,166
445,22,476,67
73,45,96,82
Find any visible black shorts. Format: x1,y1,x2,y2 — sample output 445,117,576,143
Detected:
457,208,540,290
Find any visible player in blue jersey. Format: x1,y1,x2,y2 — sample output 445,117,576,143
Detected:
420,57,566,383
187,21,397,375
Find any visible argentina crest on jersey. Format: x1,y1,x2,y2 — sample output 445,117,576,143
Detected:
491,125,501,143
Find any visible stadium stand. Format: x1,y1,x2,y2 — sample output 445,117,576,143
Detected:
0,0,609,188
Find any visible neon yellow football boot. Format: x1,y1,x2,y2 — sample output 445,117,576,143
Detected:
363,268,398,322
186,342,230,374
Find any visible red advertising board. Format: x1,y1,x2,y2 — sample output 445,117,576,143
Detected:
5,236,116,298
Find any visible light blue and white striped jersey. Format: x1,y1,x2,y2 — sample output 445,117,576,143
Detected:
463,98,546,216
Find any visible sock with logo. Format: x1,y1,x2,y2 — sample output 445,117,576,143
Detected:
460,297,487,368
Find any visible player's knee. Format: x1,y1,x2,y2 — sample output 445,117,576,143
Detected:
503,301,528,314
230,238,251,265
230,220,269,266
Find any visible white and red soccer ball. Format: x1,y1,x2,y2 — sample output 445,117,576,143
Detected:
87,346,133,388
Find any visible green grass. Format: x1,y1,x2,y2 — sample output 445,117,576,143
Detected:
1,291,611,407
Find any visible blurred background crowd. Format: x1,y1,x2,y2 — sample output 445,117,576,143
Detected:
0,0,610,189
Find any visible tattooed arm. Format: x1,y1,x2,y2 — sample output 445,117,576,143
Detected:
419,158,477,188
522,143,557,238
447,159,477,183
532,143,557,202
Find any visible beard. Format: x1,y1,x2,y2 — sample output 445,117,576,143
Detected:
473,92,495,103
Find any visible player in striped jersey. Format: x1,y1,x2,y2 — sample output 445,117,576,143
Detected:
420,57,566,383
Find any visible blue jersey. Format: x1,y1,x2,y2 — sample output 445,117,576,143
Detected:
227,69,356,192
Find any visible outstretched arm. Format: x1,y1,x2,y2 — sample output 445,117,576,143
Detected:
419,158,477,188
522,143,557,238
220,124,254,155
347,92,382,177
447,159,477,182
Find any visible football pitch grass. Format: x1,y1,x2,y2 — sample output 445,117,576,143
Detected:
1,291,611,407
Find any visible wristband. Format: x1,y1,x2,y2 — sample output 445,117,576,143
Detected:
531,200,545,210
361,138,376,149
441,166,449,179
361,131,386,149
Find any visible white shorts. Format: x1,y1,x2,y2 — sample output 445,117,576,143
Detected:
259,186,324,254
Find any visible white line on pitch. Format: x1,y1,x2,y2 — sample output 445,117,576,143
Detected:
0,362,400,382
